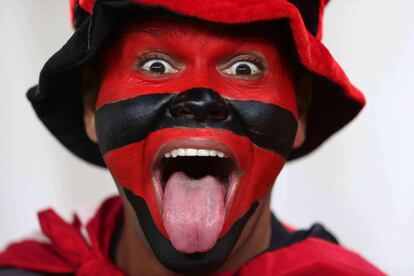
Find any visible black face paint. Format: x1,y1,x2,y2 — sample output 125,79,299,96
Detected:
95,88,297,158
124,188,258,273
96,88,297,272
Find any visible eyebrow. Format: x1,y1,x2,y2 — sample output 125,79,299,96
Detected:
122,23,163,37
136,26,165,36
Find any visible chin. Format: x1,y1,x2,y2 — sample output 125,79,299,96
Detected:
120,130,259,272
124,186,258,273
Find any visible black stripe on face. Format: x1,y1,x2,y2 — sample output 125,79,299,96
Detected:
123,188,258,273
95,92,297,159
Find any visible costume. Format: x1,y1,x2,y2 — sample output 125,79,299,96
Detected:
1,0,384,274
0,196,383,275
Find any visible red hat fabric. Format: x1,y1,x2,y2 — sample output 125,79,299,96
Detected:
28,0,364,166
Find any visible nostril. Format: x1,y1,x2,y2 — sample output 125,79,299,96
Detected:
168,88,230,121
210,105,229,120
170,103,194,119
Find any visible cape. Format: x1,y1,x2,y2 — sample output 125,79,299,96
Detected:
0,196,384,275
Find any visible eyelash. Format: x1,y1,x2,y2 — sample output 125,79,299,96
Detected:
135,52,178,69
221,55,265,71
134,52,266,77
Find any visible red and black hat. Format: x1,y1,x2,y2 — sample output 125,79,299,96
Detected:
27,0,365,167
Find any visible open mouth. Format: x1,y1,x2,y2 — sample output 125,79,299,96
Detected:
151,140,240,253
152,141,240,211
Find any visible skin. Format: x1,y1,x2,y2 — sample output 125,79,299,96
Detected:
83,15,309,276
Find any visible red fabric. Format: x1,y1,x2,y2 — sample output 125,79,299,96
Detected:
0,197,124,275
216,238,384,276
69,0,77,27
79,0,95,13
0,196,384,275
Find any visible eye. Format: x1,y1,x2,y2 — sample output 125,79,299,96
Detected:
220,54,265,80
140,59,178,75
223,61,261,76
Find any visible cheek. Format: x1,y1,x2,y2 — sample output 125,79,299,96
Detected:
97,69,298,120
223,145,284,235
261,56,299,117
96,47,129,109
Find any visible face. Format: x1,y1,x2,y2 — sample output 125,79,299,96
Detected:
87,15,302,273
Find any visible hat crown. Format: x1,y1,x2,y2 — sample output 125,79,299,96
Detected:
70,0,328,39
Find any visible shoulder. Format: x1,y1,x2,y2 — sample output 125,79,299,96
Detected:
241,237,385,275
241,215,386,275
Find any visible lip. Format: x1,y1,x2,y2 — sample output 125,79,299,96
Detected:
151,138,241,215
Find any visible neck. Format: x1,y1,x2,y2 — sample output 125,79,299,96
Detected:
115,196,272,276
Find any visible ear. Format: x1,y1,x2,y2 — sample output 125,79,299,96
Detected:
293,73,313,149
82,67,99,143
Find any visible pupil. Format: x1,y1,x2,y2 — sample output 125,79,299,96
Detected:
150,62,165,73
235,64,251,75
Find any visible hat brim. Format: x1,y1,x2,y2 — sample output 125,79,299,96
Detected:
28,0,364,167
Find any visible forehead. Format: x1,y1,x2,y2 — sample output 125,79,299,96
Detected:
117,14,285,48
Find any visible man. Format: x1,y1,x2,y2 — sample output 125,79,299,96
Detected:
0,0,384,275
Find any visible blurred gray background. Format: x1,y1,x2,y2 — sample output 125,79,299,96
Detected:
1,0,413,274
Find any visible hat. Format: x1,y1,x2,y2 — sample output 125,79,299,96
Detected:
27,0,365,167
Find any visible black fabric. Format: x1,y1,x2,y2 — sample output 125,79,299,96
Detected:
73,3,90,30
288,0,321,36
124,188,259,273
0,269,72,276
95,90,297,159
288,75,362,160
28,0,362,167
0,270,46,276
27,0,131,167
266,215,338,253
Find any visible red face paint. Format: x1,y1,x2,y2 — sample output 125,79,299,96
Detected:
96,18,298,113
95,16,298,259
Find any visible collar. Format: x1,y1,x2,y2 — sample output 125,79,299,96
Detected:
0,196,339,275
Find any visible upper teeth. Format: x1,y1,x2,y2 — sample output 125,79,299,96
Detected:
164,148,227,158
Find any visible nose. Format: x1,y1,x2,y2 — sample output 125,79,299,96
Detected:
169,88,230,121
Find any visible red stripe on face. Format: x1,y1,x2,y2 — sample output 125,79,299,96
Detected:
96,17,298,118
103,128,284,238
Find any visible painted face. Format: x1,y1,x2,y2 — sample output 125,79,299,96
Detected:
95,16,298,272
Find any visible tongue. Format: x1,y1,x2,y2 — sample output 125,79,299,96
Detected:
162,172,226,253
